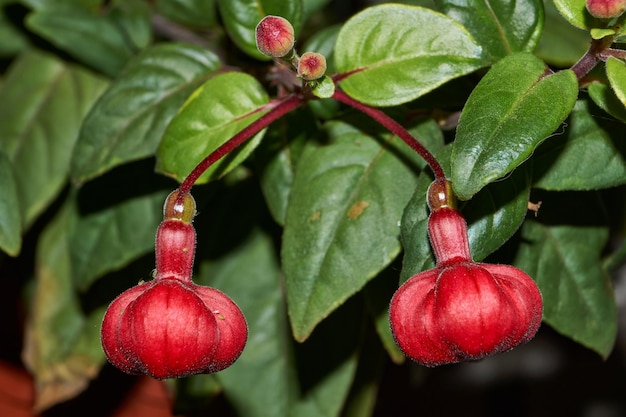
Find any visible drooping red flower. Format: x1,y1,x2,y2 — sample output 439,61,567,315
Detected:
389,180,542,366
101,191,248,379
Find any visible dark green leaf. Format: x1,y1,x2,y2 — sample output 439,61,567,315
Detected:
71,43,222,184
451,53,578,200
606,57,626,106
282,122,422,341
535,0,590,67
155,0,218,28
156,72,270,183
0,50,107,228
197,230,291,417
533,100,626,190
69,191,167,291
0,3,30,56
22,200,105,411
26,3,143,77
334,4,487,106
0,152,21,256
257,109,314,225
514,211,616,358
216,0,303,60
588,81,626,123
287,298,361,417
436,0,543,62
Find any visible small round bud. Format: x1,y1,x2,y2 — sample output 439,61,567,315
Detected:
586,0,626,18
297,52,327,81
426,178,456,211
163,189,196,223
255,15,295,58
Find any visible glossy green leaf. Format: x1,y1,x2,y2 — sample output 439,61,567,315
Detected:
197,230,291,417
217,0,303,60
0,50,107,228
155,0,218,28
71,43,222,184
451,53,578,200
535,0,590,67
69,191,167,291
156,72,270,183
282,123,422,341
588,81,626,123
515,216,616,358
334,4,487,106
553,0,593,29
436,0,543,61
0,153,21,256
26,3,145,77
533,100,626,190
606,57,626,106
22,200,105,411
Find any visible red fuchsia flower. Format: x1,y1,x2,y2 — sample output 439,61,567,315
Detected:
389,179,543,367
255,15,295,58
101,191,248,379
586,0,626,18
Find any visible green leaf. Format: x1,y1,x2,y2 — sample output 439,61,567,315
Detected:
334,4,487,106
282,122,422,341
155,0,218,28
257,109,313,225
287,300,360,417
535,0,590,67
436,0,544,61
0,4,30,56
156,72,270,183
0,152,21,256
216,0,303,60
533,100,626,190
588,81,626,123
71,43,222,184
0,50,108,228
26,3,145,77
197,230,292,417
515,213,616,358
553,0,594,29
22,199,105,411
606,56,626,106
451,53,578,200
69,191,167,291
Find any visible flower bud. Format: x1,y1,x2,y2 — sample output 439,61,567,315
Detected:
586,0,626,18
298,52,327,81
101,191,248,379
255,15,295,58
389,187,542,367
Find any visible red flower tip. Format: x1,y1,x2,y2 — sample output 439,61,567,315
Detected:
298,52,327,80
255,15,295,58
586,0,626,18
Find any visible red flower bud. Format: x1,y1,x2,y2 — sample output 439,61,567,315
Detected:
389,181,542,367
298,52,327,81
255,15,295,58
101,191,248,379
586,0,626,18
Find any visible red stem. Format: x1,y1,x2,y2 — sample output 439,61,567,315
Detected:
331,89,446,180
176,93,305,202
